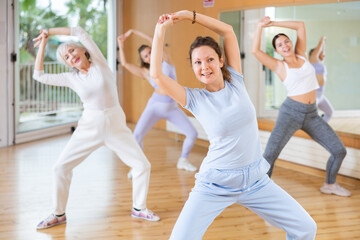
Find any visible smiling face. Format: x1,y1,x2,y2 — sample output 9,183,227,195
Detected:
274,35,294,57
63,46,89,70
140,47,151,65
191,45,224,86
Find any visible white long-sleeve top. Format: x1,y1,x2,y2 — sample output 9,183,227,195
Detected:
33,27,119,110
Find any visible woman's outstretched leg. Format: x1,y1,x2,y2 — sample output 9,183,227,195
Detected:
166,107,198,171
264,102,302,176
302,112,350,196
239,175,317,240
105,106,159,221
133,100,162,149
317,95,334,122
37,110,104,229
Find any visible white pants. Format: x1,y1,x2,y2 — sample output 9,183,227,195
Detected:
52,105,151,214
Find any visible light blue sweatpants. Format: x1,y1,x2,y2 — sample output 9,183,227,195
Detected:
134,92,198,158
169,159,316,240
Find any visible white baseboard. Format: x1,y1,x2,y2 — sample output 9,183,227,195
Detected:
15,123,77,144
259,130,360,179
331,110,360,118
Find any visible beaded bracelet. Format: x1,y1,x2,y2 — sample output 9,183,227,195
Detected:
192,10,196,24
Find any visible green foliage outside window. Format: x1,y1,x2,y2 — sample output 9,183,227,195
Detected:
19,0,108,65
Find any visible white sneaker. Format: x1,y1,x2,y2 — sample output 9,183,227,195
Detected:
36,213,66,229
127,170,132,179
131,208,160,221
176,157,197,172
320,182,351,197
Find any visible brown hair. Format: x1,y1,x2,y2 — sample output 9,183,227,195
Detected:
272,33,289,49
138,44,150,69
309,48,315,58
189,36,231,82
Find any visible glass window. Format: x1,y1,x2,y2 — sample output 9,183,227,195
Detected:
17,0,109,133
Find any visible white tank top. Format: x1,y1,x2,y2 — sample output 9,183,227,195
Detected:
282,55,319,96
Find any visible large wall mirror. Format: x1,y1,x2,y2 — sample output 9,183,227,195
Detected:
220,1,360,134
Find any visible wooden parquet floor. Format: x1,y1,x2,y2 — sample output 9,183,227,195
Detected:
0,123,359,240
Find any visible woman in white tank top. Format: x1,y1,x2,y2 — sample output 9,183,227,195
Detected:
252,17,351,197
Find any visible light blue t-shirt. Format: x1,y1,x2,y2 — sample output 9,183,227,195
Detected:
184,66,264,172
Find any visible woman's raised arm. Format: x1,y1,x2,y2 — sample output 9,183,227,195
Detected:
150,15,186,106
33,31,71,87
270,20,306,56
131,28,173,65
309,36,326,63
33,32,49,71
117,34,147,79
251,17,282,73
172,10,241,73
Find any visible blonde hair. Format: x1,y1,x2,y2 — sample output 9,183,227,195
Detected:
56,41,91,67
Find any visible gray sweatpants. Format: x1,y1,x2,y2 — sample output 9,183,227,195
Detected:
264,97,346,184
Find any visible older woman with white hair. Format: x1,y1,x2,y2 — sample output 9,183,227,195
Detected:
33,27,159,229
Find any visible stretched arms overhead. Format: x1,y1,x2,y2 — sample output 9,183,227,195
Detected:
33,29,72,87
271,20,306,56
129,29,153,43
34,27,107,66
117,33,148,79
251,17,281,73
117,28,174,80
150,10,241,106
129,29,173,64
33,28,71,71
309,36,326,63
150,14,187,106
171,11,241,73
252,17,306,77
33,31,49,71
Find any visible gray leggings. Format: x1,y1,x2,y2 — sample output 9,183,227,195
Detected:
264,97,346,184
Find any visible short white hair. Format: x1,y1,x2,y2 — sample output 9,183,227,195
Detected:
56,41,90,66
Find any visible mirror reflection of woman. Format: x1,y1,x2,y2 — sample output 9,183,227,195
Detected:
33,27,160,229
117,29,198,175
252,17,350,197
309,36,334,122
152,11,316,240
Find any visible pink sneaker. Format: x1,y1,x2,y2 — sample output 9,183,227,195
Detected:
131,208,160,221
36,213,67,229
320,183,351,197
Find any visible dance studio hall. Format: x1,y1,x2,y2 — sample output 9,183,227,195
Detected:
0,0,359,239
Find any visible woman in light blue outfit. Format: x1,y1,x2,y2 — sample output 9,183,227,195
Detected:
150,10,317,240
117,30,198,174
309,36,334,122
